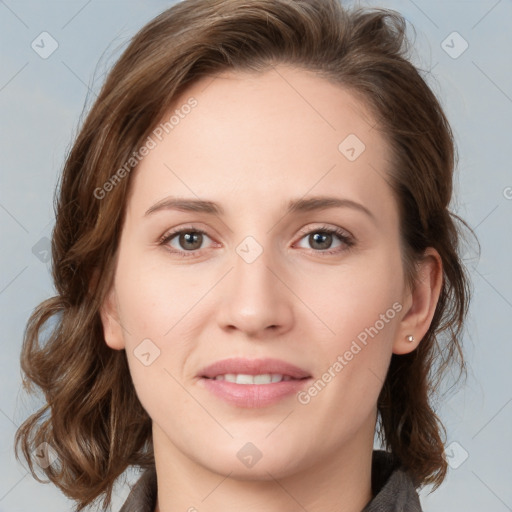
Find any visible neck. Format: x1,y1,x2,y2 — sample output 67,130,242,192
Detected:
152,422,374,512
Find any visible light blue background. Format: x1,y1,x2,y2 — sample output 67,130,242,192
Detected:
1,1,511,510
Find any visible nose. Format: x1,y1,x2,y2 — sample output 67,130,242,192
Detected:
216,241,294,339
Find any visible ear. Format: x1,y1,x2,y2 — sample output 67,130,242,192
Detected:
98,282,126,351
393,247,443,355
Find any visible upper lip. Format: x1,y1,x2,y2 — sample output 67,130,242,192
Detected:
200,358,311,379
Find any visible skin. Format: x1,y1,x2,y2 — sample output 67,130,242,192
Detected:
100,64,442,512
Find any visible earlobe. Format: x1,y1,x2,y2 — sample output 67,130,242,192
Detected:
393,248,443,355
99,286,126,351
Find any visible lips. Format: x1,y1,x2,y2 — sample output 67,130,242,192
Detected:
199,357,311,380
199,357,312,408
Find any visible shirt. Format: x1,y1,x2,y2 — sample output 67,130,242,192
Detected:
119,450,422,511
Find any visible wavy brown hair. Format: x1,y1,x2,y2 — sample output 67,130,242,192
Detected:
15,0,472,510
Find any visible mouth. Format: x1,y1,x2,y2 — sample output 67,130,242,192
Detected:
203,373,307,384
199,357,311,380
198,358,312,408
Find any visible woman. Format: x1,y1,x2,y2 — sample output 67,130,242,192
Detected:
15,0,471,510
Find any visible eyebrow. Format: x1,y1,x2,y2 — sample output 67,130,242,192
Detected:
144,195,375,221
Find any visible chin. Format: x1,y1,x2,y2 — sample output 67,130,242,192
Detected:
189,436,311,479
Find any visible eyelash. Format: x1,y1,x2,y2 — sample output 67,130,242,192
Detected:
158,224,355,259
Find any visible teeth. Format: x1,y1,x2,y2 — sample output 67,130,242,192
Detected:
212,374,292,384
254,374,271,384
236,374,255,384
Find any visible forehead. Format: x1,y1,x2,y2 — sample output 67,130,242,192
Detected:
127,65,396,222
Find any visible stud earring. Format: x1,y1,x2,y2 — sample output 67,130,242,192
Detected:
406,335,415,343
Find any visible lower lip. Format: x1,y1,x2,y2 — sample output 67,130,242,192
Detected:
200,377,311,408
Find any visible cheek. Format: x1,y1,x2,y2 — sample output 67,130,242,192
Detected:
296,255,403,344
294,251,403,397
112,248,207,395
114,250,200,342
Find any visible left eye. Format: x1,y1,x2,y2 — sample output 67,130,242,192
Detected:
295,228,348,252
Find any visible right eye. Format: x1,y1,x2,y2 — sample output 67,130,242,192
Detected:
159,227,218,257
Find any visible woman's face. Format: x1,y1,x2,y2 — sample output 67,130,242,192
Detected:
101,65,419,478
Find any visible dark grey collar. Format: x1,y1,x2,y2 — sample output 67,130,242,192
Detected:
120,450,422,512
362,450,422,511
